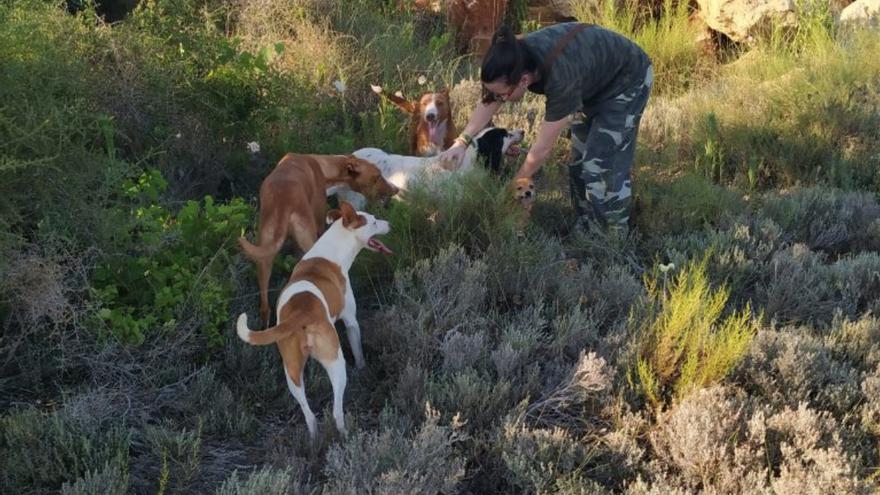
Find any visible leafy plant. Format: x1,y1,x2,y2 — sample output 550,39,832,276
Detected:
634,254,759,407
91,169,252,346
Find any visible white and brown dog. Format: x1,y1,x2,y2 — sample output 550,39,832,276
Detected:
336,126,525,208
371,84,456,156
236,201,391,439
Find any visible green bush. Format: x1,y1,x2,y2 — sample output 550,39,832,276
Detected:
634,255,759,407
91,169,252,346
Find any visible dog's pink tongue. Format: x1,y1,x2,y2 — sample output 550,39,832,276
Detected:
428,120,440,143
368,238,393,255
506,144,524,157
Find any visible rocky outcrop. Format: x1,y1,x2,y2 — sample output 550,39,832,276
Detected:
839,0,880,30
694,0,798,43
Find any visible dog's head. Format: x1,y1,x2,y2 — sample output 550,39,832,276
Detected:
474,127,525,172
512,177,536,209
326,201,393,255
342,156,399,200
418,89,451,124
418,89,452,143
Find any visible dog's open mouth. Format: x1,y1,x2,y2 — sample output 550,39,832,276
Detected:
506,144,524,157
367,237,393,255
427,119,441,142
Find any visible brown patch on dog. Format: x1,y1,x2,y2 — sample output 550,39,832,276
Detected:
288,258,346,319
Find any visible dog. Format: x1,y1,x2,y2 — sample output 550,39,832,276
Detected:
336,126,525,209
512,177,536,235
237,201,391,439
238,153,398,328
371,84,456,156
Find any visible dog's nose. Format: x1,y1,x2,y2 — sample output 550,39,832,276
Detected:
524,190,533,198
425,113,436,122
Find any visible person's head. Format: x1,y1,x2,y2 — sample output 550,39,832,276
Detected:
480,25,536,104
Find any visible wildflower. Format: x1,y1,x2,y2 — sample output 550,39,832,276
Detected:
418,75,427,86
332,80,346,93
246,141,261,154
659,263,675,274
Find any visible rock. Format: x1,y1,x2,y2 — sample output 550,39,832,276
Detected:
695,0,798,43
839,0,880,30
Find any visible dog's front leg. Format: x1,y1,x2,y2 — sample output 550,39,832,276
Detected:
341,281,366,369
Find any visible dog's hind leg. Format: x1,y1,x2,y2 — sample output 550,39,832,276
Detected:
280,337,317,439
309,323,347,436
257,257,273,328
340,280,365,369
319,347,348,436
289,213,318,254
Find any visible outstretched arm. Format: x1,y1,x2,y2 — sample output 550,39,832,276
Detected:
514,117,569,179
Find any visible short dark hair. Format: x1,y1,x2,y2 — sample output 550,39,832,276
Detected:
480,25,536,104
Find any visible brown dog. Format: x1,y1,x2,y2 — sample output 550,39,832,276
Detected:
512,177,536,235
239,153,398,327
371,84,456,156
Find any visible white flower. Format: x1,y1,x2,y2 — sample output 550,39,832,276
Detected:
175,132,182,139
332,80,346,93
417,75,427,86
659,263,675,274
246,141,260,154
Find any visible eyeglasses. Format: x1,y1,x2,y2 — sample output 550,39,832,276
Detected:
481,82,520,103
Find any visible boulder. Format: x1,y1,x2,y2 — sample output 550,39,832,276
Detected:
839,0,880,30
695,0,798,42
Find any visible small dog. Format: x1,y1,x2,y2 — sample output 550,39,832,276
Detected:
513,177,536,235
371,84,456,156
239,153,398,327
236,201,391,439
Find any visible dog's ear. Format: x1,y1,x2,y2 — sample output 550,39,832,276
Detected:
339,201,367,229
326,208,343,225
345,156,361,176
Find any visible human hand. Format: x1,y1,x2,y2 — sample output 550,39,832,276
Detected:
438,141,467,171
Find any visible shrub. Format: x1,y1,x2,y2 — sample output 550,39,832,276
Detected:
738,327,862,415
500,421,602,494
61,463,129,495
143,421,204,494
758,245,880,325
90,169,252,346
635,255,759,407
648,387,757,490
322,405,467,494
760,187,880,254
0,407,130,493
215,466,302,495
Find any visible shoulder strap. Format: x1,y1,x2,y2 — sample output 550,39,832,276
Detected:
540,23,589,73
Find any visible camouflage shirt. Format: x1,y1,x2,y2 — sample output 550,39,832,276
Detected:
522,22,652,121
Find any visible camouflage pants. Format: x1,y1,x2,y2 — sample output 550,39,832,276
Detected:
569,65,653,230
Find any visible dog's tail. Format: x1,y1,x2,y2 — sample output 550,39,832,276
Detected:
371,84,416,114
237,313,298,345
237,236,282,261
